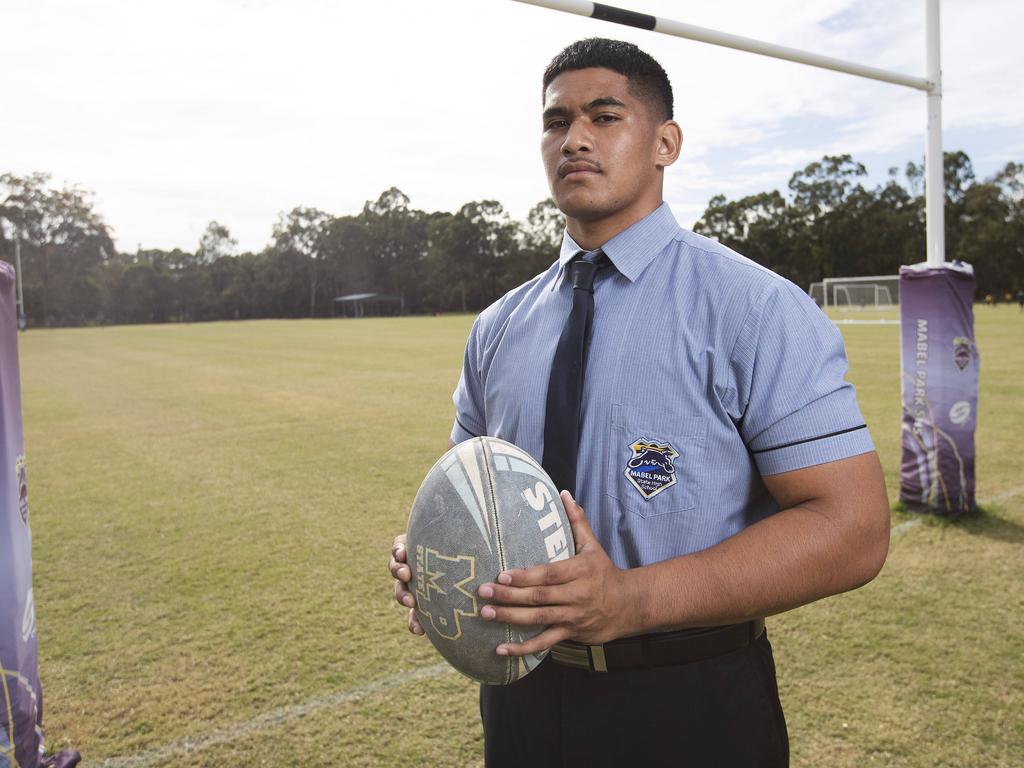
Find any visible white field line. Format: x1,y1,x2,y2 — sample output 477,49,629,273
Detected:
890,518,923,537
90,487,1024,766
93,663,452,768
832,319,900,325
890,485,1024,539
983,486,1024,504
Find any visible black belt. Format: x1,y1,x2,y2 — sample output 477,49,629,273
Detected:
549,619,765,672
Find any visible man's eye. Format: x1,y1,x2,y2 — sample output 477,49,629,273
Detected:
545,120,568,130
595,114,620,123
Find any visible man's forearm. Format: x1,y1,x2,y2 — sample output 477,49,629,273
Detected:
478,453,889,655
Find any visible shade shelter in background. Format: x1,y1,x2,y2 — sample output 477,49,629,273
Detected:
509,0,978,516
332,292,402,318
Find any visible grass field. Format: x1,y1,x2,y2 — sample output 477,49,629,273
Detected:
17,305,1023,767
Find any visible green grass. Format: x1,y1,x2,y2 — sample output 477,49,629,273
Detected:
18,306,1023,767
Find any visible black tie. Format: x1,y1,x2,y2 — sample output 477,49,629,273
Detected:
542,251,609,496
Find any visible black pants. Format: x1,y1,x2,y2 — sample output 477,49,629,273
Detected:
480,632,788,767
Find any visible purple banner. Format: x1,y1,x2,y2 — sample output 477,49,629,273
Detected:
0,260,43,768
899,263,978,516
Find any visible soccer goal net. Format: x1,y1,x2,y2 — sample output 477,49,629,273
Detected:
810,276,900,310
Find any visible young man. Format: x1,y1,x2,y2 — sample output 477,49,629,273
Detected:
389,38,889,766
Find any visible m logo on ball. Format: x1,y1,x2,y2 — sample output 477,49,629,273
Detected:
414,545,479,641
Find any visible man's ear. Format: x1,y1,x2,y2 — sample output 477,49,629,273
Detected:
655,120,683,169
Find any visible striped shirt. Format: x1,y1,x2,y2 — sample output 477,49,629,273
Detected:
451,202,873,569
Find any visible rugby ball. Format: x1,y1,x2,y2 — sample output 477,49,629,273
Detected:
407,437,574,685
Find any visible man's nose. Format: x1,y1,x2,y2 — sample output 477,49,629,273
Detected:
561,119,592,155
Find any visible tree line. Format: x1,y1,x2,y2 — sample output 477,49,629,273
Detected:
0,176,563,326
1,151,1021,327
694,152,1022,297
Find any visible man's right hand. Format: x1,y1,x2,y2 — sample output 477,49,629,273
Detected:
389,533,424,636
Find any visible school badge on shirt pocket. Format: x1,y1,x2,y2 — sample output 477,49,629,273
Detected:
624,439,679,499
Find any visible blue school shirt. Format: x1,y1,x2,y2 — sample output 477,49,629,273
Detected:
451,202,873,569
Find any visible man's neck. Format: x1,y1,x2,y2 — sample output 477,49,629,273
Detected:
565,199,664,252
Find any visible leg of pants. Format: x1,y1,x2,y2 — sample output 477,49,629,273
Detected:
480,632,789,768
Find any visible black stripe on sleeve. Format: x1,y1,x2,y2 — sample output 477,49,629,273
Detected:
454,415,480,439
592,3,657,31
750,424,867,455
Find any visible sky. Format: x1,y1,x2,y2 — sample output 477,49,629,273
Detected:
3,0,1023,254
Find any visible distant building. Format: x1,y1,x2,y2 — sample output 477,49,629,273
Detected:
332,292,402,317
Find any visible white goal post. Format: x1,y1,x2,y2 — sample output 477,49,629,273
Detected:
508,0,946,268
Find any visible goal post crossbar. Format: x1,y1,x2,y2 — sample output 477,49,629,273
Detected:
507,0,946,267
509,0,933,92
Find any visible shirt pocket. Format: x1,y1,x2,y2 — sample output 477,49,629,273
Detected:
606,403,707,519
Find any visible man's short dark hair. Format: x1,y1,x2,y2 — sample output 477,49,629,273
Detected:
543,38,674,122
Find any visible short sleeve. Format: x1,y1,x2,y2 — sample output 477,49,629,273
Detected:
731,280,874,476
451,316,487,443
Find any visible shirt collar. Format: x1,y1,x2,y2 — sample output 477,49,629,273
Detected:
556,202,679,287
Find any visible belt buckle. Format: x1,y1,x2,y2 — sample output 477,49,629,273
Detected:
550,641,608,672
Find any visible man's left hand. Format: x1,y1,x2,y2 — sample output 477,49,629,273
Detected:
478,491,641,657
